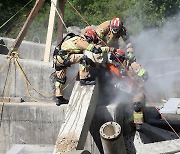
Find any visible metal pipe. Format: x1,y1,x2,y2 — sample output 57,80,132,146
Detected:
99,121,127,154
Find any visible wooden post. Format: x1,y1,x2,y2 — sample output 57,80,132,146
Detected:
57,0,66,44
44,0,58,62
11,0,44,52
44,0,66,62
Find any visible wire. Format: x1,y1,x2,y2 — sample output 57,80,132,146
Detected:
14,58,53,99
5,13,29,36
51,0,68,32
0,0,33,29
113,54,180,139
67,0,90,27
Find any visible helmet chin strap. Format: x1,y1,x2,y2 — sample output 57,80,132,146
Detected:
112,29,119,34
85,36,93,43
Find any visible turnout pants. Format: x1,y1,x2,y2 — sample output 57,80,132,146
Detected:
54,54,92,97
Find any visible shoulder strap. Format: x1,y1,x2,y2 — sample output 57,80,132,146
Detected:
57,33,77,49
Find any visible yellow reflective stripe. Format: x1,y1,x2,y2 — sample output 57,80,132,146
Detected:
55,81,60,87
134,113,143,119
67,40,77,49
79,64,86,70
86,44,94,51
137,68,146,77
97,31,104,38
100,47,107,54
64,39,80,53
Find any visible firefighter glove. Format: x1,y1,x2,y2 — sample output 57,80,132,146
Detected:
63,58,71,67
127,52,136,64
92,47,102,54
109,53,115,60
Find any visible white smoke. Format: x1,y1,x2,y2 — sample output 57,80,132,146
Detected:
132,13,180,60
104,13,180,106
130,13,180,104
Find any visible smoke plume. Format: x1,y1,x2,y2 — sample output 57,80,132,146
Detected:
105,13,180,106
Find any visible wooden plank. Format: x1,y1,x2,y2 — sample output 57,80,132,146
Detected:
44,0,58,62
57,0,66,44
54,81,98,153
11,0,44,52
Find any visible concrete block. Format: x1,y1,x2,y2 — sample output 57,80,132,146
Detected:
0,39,9,55
160,98,180,121
140,123,177,142
66,150,91,154
0,102,67,154
136,139,180,154
6,144,54,154
0,37,55,61
0,97,23,103
160,98,180,114
54,81,99,153
0,54,54,101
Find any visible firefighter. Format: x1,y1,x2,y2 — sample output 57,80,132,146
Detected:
106,49,148,85
96,17,135,63
133,93,145,130
53,28,115,106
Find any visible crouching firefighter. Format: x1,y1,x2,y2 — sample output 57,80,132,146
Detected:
106,49,148,85
53,29,107,106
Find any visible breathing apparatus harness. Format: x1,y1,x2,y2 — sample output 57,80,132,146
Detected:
53,33,77,70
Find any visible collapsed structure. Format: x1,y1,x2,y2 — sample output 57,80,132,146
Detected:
0,0,180,154
0,38,180,154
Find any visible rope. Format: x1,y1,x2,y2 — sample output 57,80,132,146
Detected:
62,73,78,91
113,54,180,139
14,58,54,99
66,0,180,139
0,58,14,127
51,0,68,32
0,0,33,29
67,0,90,27
66,0,109,47
13,54,75,98
0,58,11,73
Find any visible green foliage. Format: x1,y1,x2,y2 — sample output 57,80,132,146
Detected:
0,0,179,43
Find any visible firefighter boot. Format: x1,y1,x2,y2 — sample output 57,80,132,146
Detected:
80,78,96,86
56,96,69,106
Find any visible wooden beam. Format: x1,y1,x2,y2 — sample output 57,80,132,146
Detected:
44,0,58,62
54,81,98,153
11,0,44,52
57,0,66,44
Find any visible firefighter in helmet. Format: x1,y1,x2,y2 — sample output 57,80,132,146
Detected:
96,17,135,63
53,28,116,106
106,49,148,85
